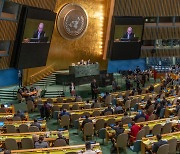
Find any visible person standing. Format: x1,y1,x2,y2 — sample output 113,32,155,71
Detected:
91,79,98,100
18,70,22,87
69,82,76,96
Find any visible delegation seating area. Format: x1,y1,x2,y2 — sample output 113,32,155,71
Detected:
0,73,180,154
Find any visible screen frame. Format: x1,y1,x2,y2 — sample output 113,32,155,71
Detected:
10,5,56,69
108,16,145,60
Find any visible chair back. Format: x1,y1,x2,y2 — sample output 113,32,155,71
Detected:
152,124,162,135
122,117,132,125
116,133,128,148
142,125,150,136
92,111,101,117
124,100,131,110
105,95,112,105
132,140,141,152
136,117,145,123
27,100,35,112
177,109,180,117
147,104,154,114
62,104,70,110
52,106,60,112
98,128,106,139
54,139,67,147
76,97,82,102
5,125,16,133
106,118,115,126
143,95,149,101
70,114,80,126
65,98,72,103
0,108,6,113
56,97,63,103
81,112,90,117
0,118,6,121
61,115,70,128
148,114,155,121
162,122,172,134
136,129,145,140
84,122,94,136
72,104,79,110
84,104,91,109
19,124,29,133
12,116,21,121
21,138,34,149
29,126,40,132
5,138,18,150
168,138,177,154
17,93,23,102
95,119,105,131
47,98,53,104
104,111,112,115
94,103,101,108
130,98,138,108
157,144,169,154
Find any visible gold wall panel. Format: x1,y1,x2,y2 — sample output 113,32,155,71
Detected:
141,49,180,58
143,27,180,40
0,20,17,40
114,0,180,16
10,0,57,10
0,42,14,69
23,0,111,84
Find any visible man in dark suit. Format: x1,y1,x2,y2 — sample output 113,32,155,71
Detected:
91,79,98,100
103,105,114,115
122,27,135,40
82,115,92,128
152,134,168,153
33,23,46,39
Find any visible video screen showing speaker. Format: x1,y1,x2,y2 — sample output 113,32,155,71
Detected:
10,6,56,69
109,16,144,60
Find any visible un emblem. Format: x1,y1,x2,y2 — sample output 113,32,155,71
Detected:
57,3,88,40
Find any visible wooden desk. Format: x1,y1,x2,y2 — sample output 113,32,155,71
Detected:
69,107,105,115
39,97,76,103
11,143,102,154
0,113,29,121
52,102,87,109
141,131,180,154
0,120,47,132
1,105,15,113
79,112,137,128
0,130,69,147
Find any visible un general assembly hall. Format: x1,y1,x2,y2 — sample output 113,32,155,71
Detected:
0,0,180,153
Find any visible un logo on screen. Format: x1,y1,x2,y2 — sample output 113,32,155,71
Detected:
57,3,88,40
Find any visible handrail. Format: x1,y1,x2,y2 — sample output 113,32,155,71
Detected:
29,63,56,85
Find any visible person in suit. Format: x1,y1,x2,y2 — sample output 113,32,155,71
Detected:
152,134,168,153
33,23,46,39
69,82,76,96
103,105,114,115
82,115,92,128
31,119,41,130
91,79,98,100
122,27,135,40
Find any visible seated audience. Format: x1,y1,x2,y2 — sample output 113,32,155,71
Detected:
35,135,49,148
152,134,168,153
59,109,70,118
81,141,96,154
15,110,26,120
103,105,114,115
40,102,52,120
31,119,41,130
134,111,146,122
55,131,68,144
82,115,92,128
144,100,152,110
130,121,142,142
111,122,125,139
